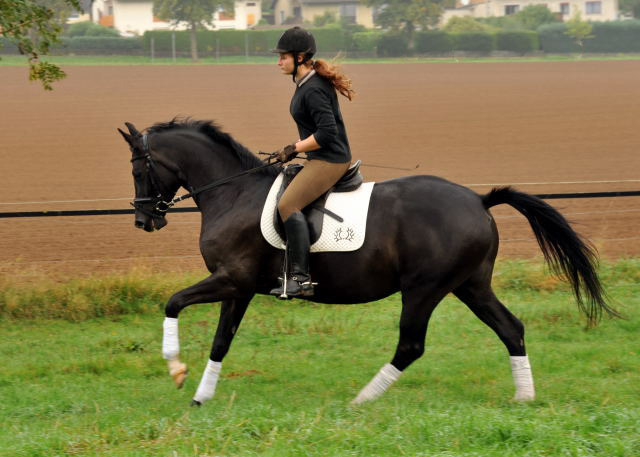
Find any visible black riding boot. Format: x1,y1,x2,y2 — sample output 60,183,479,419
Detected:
270,211,315,298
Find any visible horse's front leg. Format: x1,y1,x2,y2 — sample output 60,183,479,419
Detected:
161,273,242,389
191,296,252,406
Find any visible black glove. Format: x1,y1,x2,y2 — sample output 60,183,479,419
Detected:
275,144,298,163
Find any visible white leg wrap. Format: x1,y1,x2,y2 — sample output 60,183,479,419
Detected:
193,360,222,404
511,355,535,401
162,317,180,360
351,363,402,405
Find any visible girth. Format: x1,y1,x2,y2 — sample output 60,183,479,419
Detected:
274,160,363,244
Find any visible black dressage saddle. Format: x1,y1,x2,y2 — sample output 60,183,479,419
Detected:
273,160,363,244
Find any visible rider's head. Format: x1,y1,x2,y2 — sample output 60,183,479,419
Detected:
272,27,316,82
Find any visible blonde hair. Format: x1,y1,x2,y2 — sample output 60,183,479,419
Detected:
311,57,355,101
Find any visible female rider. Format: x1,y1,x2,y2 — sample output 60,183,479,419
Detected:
269,26,355,298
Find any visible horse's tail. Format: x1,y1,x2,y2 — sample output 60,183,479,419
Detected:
482,186,619,326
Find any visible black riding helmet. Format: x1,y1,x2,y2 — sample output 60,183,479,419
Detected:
272,27,316,83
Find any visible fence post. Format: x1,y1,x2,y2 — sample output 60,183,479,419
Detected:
216,38,220,60
245,33,249,61
151,37,155,63
171,32,176,63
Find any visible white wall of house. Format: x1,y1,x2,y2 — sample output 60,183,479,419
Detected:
442,0,620,25
91,0,258,35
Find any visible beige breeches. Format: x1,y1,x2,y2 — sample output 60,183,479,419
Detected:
278,159,351,222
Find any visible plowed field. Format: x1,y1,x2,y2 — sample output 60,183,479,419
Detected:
1,61,639,280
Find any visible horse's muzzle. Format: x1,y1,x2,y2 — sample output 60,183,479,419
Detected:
134,212,166,232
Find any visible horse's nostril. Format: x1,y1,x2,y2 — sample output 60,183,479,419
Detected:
135,220,144,229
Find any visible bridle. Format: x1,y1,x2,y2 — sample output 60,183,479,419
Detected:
130,133,280,217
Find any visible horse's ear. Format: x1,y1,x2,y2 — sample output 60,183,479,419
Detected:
117,128,133,145
125,122,140,137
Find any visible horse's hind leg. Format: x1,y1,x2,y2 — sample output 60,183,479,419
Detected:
453,271,535,401
351,285,448,405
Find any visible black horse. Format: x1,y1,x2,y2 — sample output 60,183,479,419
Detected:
119,119,616,406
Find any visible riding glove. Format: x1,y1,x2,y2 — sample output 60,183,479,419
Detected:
276,144,298,163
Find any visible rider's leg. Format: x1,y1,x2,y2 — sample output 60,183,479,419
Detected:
271,159,350,297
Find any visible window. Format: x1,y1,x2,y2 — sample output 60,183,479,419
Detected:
504,5,520,15
585,1,601,14
280,10,285,23
340,4,357,24
560,3,570,14
293,6,301,18
247,2,256,5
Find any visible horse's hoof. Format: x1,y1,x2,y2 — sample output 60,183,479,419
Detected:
190,399,202,407
168,360,188,389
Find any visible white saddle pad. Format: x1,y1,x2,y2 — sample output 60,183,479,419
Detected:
260,173,375,252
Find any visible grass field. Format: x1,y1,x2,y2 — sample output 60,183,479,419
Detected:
2,54,640,66
0,261,638,456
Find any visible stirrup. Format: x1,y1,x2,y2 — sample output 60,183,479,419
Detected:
270,276,316,299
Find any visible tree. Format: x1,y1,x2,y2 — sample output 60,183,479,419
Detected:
620,0,640,18
443,16,492,34
0,0,81,90
153,0,233,62
515,4,559,31
564,11,594,55
365,0,453,43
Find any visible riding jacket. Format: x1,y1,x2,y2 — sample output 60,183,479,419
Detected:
290,70,352,164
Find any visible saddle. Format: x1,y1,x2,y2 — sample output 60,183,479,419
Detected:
274,160,363,244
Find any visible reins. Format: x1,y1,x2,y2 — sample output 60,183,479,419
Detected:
131,134,281,215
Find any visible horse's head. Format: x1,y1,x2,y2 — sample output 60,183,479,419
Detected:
118,122,181,232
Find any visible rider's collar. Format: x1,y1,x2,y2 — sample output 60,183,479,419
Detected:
296,69,316,87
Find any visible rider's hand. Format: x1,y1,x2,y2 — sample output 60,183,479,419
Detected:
276,144,298,163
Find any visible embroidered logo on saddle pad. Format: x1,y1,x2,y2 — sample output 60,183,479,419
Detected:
260,173,375,252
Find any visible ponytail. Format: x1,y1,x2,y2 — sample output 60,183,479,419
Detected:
312,57,355,101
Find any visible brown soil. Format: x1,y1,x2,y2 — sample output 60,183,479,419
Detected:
1,61,639,281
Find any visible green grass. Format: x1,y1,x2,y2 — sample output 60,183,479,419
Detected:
0,260,638,456
2,54,640,66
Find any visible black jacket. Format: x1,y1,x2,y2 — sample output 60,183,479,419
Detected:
290,72,352,163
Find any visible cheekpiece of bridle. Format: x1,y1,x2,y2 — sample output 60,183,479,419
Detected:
130,134,174,218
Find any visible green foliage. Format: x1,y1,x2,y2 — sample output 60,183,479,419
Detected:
414,30,453,53
65,21,120,37
60,36,143,54
365,0,450,34
377,31,410,56
515,4,559,31
351,31,382,53
153,0,234,60
478,14,527,31
0,0,81,90
539,20,640,53
313,10,337,27
495,30,539,54
564,11,594,52
443,16,491,33
450,31,495,53
620,0,640,18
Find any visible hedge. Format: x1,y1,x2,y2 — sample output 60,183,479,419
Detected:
351,31,382,53
142,27,352,55
539,20,640,53
451,32,495,54
495,31,539,54
415,31,454,54
59,37,143,53
377,32,410,57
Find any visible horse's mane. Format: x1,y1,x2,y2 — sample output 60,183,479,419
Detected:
147,118,278,176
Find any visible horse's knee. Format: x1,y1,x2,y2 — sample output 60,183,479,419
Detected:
165,292,186,318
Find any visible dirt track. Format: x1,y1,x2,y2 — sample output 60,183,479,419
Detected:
1,61,639,280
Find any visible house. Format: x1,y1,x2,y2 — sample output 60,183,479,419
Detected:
271,0,375,28
441,0,621,25
90,0,262,35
